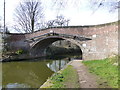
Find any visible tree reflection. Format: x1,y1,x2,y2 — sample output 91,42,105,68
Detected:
46,59,68,72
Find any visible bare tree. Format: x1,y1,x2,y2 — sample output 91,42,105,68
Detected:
89,0,120,13
52,0,119,14
47,15,70,28
14,0,44,33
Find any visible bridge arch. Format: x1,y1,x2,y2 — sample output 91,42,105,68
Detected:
30,36,83,59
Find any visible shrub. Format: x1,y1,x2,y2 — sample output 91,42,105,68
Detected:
16,49,23,55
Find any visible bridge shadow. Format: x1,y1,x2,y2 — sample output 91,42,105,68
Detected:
30,37,83,59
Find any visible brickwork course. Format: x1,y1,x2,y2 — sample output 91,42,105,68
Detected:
7,22,119,60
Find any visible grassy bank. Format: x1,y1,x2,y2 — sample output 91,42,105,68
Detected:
82,56,119,88
41,65,80,88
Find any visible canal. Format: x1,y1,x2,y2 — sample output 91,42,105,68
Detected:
2,55,81,88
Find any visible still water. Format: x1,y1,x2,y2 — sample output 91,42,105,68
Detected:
2,55,81,88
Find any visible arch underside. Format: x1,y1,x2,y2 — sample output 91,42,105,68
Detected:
30,36,83,58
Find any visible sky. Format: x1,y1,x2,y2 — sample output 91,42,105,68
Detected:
0,0,119,33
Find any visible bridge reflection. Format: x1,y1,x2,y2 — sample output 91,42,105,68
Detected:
46,55,82,72
46,60,69,72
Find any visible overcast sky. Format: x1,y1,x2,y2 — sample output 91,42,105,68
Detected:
0,0,119,33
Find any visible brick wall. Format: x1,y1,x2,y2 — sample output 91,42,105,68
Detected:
8,22,118,60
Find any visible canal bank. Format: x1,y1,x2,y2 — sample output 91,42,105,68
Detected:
40,60,80,88
40,55,118,88
40,60,98,88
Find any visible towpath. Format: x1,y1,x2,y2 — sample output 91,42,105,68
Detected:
68,60,98,88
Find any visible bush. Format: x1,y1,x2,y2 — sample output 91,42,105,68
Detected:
16,49,23,55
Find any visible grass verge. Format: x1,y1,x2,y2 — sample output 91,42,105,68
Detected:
82,56,119,88
41,65,80,88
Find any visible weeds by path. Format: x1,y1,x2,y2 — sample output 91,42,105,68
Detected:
40,65,80,88
82,56,118,88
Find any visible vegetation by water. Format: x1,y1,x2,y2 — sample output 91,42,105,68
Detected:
82,56,119,88
41,65,80,88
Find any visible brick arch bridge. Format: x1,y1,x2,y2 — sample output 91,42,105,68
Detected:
8,22,118,60
29,35,88,59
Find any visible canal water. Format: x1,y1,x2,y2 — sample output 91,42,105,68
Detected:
2,55,81,88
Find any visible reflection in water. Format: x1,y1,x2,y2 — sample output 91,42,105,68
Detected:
3,61,54,88
6,83,30,88
47,60,69,72
2,55,81,88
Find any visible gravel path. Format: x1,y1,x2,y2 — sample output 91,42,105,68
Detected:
68,60,98,88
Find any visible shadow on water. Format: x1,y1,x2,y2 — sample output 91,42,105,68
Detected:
2,54,81,88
